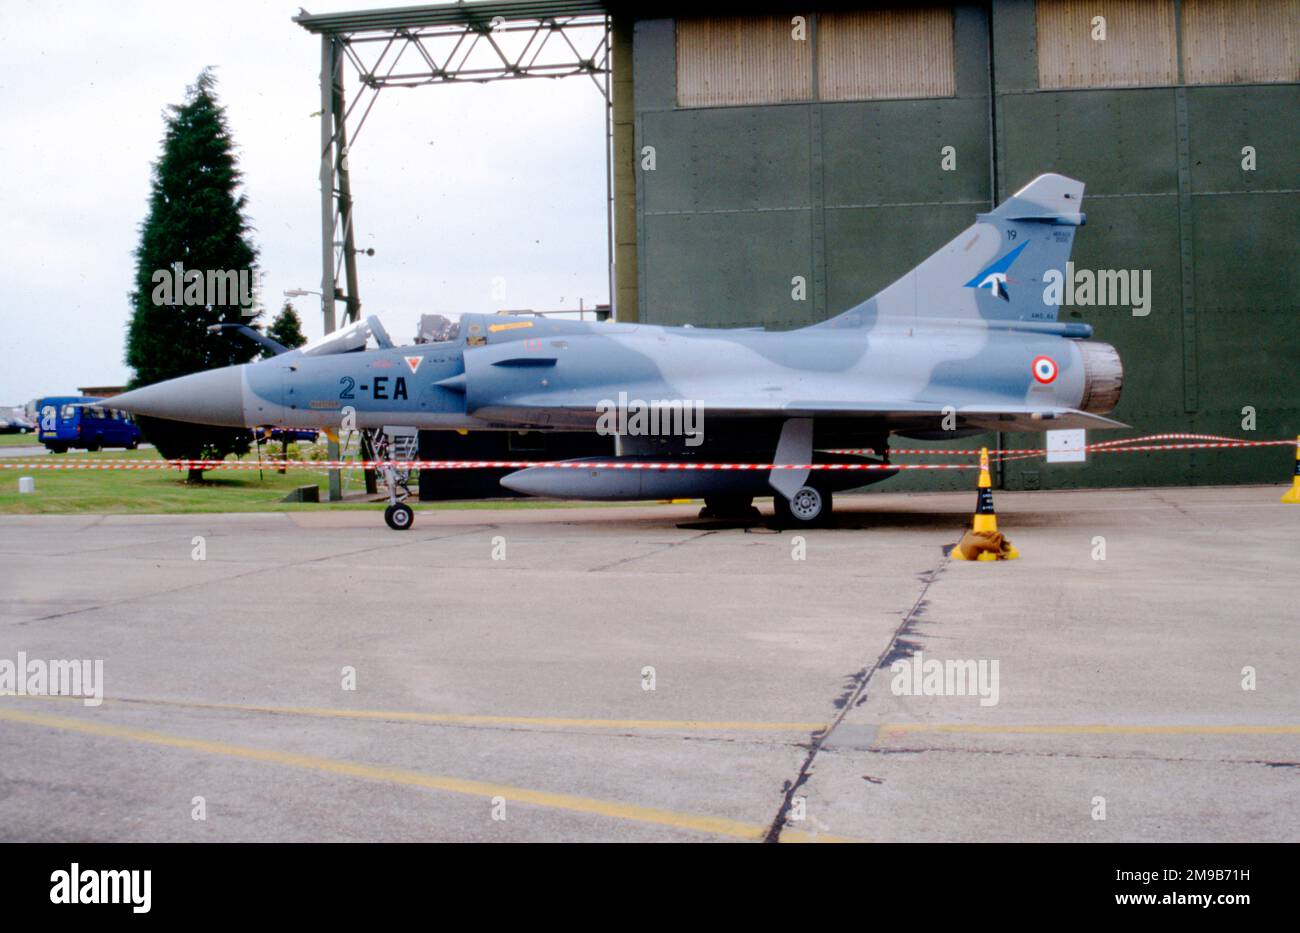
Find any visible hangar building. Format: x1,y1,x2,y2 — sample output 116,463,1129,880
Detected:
610,0,1298,490
304,1,1297,496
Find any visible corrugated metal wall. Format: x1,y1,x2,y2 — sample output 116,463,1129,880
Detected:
1036,0,1178,89
1182,0,1300,85
676,10,958,106
818,9,956,100
631,2,1299,490
676,16,811,107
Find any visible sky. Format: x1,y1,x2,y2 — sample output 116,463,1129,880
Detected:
0,0,610,403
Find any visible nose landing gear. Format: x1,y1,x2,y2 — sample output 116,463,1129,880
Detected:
384,501,414,530
372,427,418,531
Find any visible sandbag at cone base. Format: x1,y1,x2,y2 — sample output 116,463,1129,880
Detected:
952,446,1019,560
952,529,1020,561
1282,438,1300,503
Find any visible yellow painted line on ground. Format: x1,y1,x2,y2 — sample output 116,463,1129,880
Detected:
0,706,855,843
11,696,1294,739
183,702,828,733
878,723,1300,740
27,694,825,733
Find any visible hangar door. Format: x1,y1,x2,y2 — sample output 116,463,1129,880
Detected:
630,1,1298,490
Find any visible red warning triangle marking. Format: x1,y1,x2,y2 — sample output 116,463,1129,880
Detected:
404,356,422,374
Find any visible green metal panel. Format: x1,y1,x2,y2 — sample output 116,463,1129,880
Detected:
996,89,1180,196
952,4,994,97
824,203,979,313
991,0,1037,93
997,86,1194,487
1185,85,1300,193
820,98,991,205
640,106,814,214
1184,82,1300,483
641,209,814,328
632,18,678,112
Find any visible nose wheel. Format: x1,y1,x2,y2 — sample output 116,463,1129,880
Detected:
384,502,414,530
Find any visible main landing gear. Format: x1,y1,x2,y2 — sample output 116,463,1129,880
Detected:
772,481,833,528
768,417,834,528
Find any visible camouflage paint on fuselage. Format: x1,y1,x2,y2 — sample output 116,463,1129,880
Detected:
110,174,1125,503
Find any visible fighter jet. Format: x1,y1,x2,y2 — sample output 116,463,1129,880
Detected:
111,173,1124,529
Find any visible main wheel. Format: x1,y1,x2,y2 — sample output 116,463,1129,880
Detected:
772,484,832,527
384,502,414,531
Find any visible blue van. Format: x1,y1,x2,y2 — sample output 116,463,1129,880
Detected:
36,396,143,453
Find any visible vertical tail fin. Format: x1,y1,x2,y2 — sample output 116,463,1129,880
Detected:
815,173,1085,329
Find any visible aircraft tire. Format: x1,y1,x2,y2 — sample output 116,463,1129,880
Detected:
772,484,832,527
384,503,414,531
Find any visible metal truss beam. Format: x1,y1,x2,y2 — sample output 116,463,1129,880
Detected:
342,17,611,91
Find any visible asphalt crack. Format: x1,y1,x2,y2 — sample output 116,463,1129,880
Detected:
1149,491,1205,527
587,530,716,572
762,552,949,842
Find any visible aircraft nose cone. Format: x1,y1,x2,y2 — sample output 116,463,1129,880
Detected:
111,366,247,427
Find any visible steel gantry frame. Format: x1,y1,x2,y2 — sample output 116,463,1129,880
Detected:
294,2,613,501
294,2,613,336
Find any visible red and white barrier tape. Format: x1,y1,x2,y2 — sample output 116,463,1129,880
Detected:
0,434,1293,473
0,459,960,472
828,433,1298,457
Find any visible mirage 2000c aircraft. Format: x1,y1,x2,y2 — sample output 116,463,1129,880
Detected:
111,173,1125,530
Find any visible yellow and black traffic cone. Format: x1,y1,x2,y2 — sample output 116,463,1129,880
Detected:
951,447,1020,561
1282,436,1300,503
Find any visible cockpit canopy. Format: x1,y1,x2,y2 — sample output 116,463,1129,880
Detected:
298,315,395,357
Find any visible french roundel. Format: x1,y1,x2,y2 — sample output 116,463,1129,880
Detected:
1032,355,1058,384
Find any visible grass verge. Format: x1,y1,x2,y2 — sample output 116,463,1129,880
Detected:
0,448,637,515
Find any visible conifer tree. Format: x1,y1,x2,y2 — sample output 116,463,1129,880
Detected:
264,301,307,358
124,69,260,478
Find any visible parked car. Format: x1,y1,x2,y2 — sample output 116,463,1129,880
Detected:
0,408,35,434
